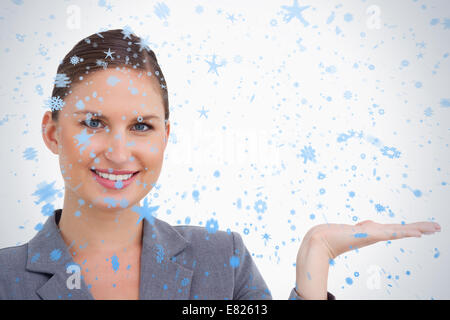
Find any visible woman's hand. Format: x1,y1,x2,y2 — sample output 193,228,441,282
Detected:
295,220,441,299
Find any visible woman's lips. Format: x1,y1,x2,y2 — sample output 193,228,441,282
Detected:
90,169,139,190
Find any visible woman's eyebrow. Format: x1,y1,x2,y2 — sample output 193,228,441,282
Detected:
73,110,161,121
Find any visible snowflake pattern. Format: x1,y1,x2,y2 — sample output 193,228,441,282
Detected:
54,73,71,88
254,199,267,214
205,218,219,234
298,145,317,164
45,96,65,111
380,146,401,159
70,55,81,65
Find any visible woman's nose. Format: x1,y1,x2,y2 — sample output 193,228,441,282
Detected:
103,133,132,164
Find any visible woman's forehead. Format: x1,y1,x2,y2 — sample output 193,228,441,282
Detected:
63,68,164,118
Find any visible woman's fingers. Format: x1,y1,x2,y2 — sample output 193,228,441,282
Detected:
358,221,441,242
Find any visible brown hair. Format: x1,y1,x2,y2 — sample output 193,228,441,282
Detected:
50,28,169,122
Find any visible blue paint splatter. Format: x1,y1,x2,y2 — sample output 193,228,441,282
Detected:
31,253,40,263
111,254,119,272
254,199,267,214
205,218,219,234
354,233,368,238
75,100,85,110
440,98,450,108
433,248,440,259
32,181,62,205
50,249,62,261
107,76,121,86
229,255,240,268
343,13,353,22
23,147,38,161
345,277,353,285
155,244,165,263
192,190,200,202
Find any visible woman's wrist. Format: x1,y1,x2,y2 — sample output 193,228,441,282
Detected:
295,234,331,300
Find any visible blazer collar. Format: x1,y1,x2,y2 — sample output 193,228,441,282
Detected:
26,209,193,300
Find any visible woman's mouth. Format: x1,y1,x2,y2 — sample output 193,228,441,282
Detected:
90,169,140,190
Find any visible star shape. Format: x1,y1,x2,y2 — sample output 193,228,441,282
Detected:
227,13,236,23
136,36,151,52
104,48,115,59
198,106,209,118
74,128,94,155
132,197,159,225
121,25,133,39
281,0,310,26
205,54,225,76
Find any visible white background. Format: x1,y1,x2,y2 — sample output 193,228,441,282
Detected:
0,0,449,299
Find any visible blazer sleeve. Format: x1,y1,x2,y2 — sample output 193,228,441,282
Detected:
288,287,336,300
231,231,272,300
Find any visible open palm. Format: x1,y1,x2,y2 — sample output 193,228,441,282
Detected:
307,220,441,260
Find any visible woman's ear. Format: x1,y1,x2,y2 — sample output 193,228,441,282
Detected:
41,111,60,155
163,119,170,150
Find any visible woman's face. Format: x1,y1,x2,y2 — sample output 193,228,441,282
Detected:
42,67,170,211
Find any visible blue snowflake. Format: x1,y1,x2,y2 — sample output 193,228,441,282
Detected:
197,106,209,118
155,244,165,263
442,18,450,30
254,199,267,214
73,128,94,154
298,145,317,164
424,107,433,117
154,2,170,20
132,197,159,225
205,54,225,76
343,90,353,100
262,233,271,245
41,203,55,216
136,36,152,52
281,0,310,26
23,147,38,161
54,73,71,88
380,146,401,159
440,98,450,108
70,55,81,65
205,218,219,234
45,96,65,111
121,25,133,39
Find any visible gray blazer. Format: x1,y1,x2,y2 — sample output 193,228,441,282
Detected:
0,209,334,300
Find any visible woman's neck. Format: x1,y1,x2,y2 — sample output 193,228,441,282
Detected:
57,191,144,255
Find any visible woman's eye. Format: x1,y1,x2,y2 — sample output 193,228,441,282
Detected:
133,123,152,131
82,119,103,129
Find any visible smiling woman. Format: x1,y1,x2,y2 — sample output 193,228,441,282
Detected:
0,28,441,301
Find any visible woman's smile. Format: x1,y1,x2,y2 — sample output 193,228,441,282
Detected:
90,168,140,190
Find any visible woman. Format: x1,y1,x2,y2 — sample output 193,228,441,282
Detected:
0,29,441,300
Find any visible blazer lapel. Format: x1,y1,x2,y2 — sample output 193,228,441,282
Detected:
26,210,93,300
26,209,193,300
139,216,193,300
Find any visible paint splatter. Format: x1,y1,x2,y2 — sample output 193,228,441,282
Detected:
354,233,368,238
229,255,240,268
50,249,62,261
205,218,219,234
32,181,62,205
107,76,121,86
111,254,119,272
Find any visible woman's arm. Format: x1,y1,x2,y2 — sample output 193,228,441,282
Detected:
295,220,441,300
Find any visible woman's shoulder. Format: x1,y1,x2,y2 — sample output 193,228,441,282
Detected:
0,243,28,272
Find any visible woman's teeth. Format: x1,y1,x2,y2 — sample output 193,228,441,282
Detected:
94,170,134,181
